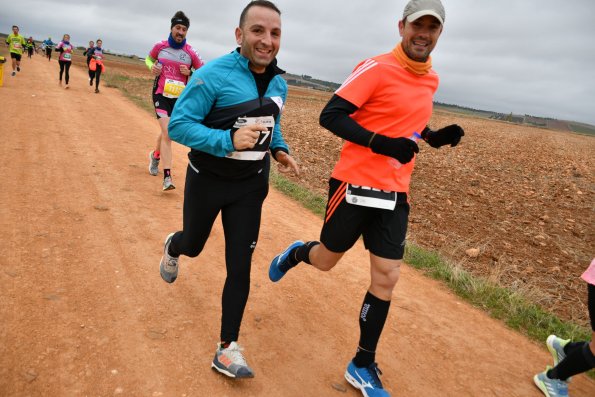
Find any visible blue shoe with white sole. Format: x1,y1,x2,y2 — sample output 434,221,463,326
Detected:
344,361,390,397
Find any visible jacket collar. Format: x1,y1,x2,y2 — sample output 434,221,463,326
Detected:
233,47,285,76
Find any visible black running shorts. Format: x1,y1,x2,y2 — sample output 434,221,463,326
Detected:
320,178,409,260
152,93,177,119
10,52,22,61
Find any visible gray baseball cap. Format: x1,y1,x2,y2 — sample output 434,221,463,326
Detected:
403,0,445,25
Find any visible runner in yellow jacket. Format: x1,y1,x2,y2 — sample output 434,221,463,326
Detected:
5,25,27,77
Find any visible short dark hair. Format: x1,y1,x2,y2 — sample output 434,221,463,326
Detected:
12,25,18,30
239,1,281,28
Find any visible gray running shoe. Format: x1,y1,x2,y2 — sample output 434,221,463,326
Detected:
11,71,16,76
149,150,160,176
159,233,178,283
163,176,175,191
211,342,255,378
533,369,569,397
546,335,570,366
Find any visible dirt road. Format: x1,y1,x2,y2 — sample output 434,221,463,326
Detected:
1,55,593,396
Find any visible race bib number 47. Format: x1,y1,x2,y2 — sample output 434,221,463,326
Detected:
226,116,275,161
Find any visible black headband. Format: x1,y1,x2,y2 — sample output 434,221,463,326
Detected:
171,18,189,29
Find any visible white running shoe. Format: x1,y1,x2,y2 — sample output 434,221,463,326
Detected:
211,342,255,378
162,176,175,191
149,150,160,176
159,233,179,283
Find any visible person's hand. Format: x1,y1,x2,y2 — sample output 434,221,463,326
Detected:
422,124,464,148
151,62,162,76
275,151,300,175
233,125,264,150
179,65,190,76
370,135,419,164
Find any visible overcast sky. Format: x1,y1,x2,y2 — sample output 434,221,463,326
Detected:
3,0,595,124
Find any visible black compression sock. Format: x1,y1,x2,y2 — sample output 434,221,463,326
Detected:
352,291,391,368
164,169,171,178
548,342,595,380
295,241,320,264
278,241,319,273
353,346,375,368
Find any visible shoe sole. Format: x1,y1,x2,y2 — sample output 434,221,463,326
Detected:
211,361,254,379
344,370,372,397
162,184,176,191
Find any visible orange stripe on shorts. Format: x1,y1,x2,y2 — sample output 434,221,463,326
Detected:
325,182,347,223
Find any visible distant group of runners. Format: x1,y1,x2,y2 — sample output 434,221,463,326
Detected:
5,1,593,396
4,26,104,93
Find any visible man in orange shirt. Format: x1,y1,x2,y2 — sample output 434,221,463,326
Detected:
269,1,463,396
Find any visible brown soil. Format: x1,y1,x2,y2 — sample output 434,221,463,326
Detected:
1,52,594,396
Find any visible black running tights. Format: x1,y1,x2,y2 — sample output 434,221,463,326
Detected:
94,67,102,89
59,60,71,84
169,164,269,343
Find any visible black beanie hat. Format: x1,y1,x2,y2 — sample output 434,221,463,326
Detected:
171,11,190,29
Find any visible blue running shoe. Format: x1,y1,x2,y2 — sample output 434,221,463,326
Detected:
533,368,569,397
345,361,390,397
546,335,570,367
269,240,304,282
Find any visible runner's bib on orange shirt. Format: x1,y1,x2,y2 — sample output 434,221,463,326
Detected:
346,184,397,210
332,53,439,193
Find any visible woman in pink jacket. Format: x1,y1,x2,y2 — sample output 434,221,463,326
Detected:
56,34,74,89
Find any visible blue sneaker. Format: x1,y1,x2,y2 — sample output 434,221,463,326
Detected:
344,361,390,397
546,335,570,366
269,241,304,282
533,368,569,397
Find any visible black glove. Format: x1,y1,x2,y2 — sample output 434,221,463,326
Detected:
422,124,464,148
369,134,419,164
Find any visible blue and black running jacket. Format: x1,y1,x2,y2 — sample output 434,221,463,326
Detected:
169,48,290,180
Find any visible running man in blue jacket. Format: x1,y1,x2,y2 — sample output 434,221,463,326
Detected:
159,0,299,379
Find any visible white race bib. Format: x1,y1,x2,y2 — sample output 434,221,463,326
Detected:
226,116,275,161
346,184,397,210
63,53,71,60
